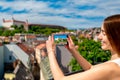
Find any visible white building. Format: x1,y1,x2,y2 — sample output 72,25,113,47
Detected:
2,18,28,31
4,44,30,68
0,44,33,80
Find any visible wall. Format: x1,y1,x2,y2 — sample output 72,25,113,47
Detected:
2,20,25,28
4,44,29,68
13,21,25,27
0,46,4,79
2,21,13,28
4,45,16,63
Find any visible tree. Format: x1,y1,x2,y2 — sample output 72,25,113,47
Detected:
2,30,12,36
0,29,4,35
18,25,24,30
11,25,18,29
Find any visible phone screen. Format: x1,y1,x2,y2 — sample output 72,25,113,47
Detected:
54,34,68,45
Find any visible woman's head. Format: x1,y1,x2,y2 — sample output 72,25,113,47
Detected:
102,14,120,54
98,25,112,51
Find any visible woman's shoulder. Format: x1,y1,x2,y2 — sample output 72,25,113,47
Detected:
93,61,119,70
92,61,120,77
109,58,120,66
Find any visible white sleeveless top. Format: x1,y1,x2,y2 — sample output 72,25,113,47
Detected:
110,58,120,66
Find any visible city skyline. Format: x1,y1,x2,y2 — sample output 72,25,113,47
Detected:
0,0,120,29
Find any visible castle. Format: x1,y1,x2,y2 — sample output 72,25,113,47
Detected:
2,18,66,31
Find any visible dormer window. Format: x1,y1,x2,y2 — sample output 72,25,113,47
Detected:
9,55,12,60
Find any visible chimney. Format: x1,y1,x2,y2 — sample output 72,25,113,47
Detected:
3,18,5,22
26,19,28,24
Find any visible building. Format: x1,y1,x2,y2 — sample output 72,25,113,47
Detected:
0,44,4,79
2,18,28,31
0,44,34,80
2,18,67,31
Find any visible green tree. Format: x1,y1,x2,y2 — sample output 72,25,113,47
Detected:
2,30,12,36
11,25,18,29
0,29,4,35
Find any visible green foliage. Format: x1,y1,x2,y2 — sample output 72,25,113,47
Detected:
0,25,64,36
0,29,4,35
28,26,61,35
18,25,24,30
69,58,82,71
69,38,111,71
71,35,78,45
2,30,13,36
27,30,34,33
11,25,17,29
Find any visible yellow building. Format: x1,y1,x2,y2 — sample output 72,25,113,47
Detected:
4,73,15,80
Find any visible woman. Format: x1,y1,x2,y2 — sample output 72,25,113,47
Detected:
46,14,120,80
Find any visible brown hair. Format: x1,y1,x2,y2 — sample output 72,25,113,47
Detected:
103,14,120,54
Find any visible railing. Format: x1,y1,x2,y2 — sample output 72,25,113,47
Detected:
50,70,84,80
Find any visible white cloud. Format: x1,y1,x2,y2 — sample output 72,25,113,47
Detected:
0,0,120,29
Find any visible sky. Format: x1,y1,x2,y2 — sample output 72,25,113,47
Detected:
54,34,67,40
0,0,120,29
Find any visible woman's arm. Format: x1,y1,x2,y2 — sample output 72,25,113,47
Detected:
46,36,113,80
46,36,64,79
67,36,92,70
69,47,92,70
48,50,65,79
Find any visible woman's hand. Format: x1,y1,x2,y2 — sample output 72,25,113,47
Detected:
66,35,77,51
46,35,56,55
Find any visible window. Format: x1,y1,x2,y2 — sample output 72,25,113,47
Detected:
9,55,12,60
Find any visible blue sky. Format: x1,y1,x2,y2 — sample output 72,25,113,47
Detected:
0,0,120,29
54,34,67,40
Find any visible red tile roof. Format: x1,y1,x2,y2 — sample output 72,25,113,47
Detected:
25,35,36,39
17,43,35,55
0,43,3,46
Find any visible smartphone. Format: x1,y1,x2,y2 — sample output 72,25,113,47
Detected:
54,33,68,45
